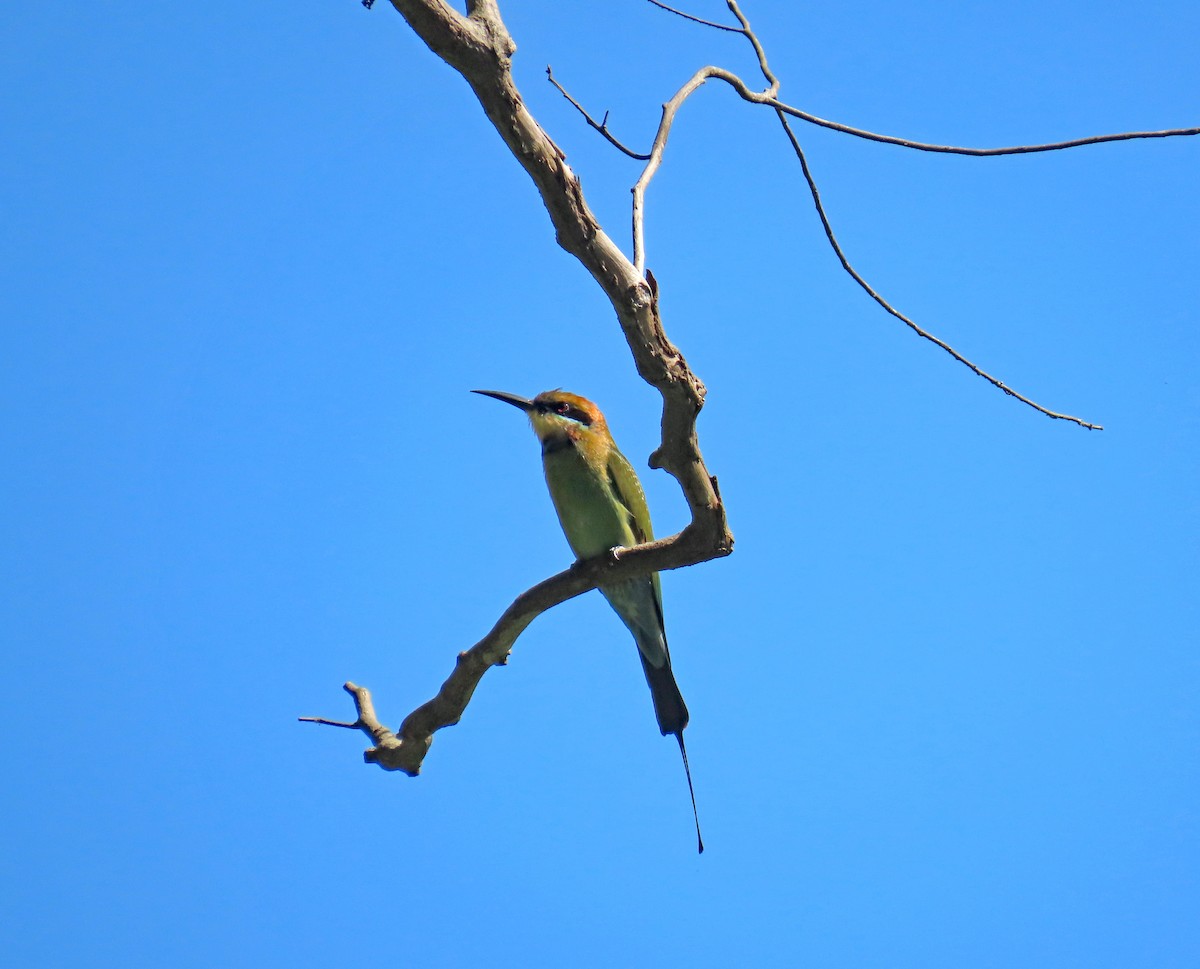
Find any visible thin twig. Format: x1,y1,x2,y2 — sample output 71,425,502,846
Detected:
633,67,716,275
302,682,416,771
775,110,1102,429
727,0,777,95
774,110,1200,157
646,0,740,32
298,715,361,729
753,3,1103,427
546,66,650,160
703,63,1200,157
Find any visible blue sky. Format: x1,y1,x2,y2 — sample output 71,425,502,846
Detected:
3,2,1197,966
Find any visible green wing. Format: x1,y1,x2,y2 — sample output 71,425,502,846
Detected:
605,445,665,607
605,446,655,545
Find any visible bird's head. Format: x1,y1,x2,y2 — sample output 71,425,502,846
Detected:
472,389,612,459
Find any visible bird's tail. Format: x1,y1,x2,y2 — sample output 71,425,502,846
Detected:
674,730,704,854
638,650,689,736
639,652,703,854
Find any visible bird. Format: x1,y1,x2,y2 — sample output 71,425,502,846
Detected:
473,388,703,853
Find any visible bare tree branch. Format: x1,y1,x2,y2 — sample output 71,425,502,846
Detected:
302,682,410,769
782,113,1200,157
621,1,1122,426
649,2,1199,155
546,66,650,160
773,110,1102,429
646,0,741,34
304,0,732,776
302,531,727,774
628,61,1105,425
632,67,714,276
725,0,778,92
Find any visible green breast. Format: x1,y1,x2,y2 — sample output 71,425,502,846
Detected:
542,446,637,559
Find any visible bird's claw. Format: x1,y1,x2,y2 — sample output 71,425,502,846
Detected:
608,545,628,563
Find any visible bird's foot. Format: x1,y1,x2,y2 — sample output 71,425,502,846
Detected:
608,545,628,563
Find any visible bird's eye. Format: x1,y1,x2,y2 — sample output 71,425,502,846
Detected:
556,402,570,415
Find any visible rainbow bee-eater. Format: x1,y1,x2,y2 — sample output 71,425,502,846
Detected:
473,388,703,853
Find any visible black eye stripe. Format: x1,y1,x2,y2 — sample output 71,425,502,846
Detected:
535,400,592,426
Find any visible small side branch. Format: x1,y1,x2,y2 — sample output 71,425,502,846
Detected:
646,0,740,33
773,111,1200,158
632,68,713,275
300,682,410,770
546,66,650,160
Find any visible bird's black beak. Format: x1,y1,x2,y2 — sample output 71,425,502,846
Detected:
471,389,535,412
